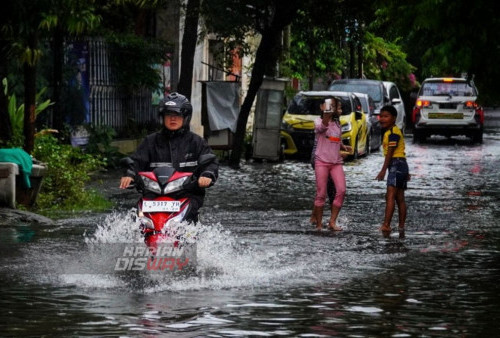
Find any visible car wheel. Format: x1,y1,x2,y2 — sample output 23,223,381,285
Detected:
472,130,483,144
366,133,371,156
413,130,425,144
278,142,286,162
352,138,359,159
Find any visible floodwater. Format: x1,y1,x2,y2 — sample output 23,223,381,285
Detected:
1,111,500,337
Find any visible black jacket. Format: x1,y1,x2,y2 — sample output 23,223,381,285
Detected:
126,128,219,200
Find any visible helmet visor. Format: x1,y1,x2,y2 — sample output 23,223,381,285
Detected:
160,107,182,116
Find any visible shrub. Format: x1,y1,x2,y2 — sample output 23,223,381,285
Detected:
32,133,111,213
84,124,122,168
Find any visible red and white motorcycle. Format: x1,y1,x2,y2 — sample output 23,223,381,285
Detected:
121,154,216,270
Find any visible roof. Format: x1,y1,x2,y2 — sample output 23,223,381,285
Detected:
297,90,353,98
330,79,383,85
423,77,467,82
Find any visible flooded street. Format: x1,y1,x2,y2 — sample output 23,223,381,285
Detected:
1,110,499,337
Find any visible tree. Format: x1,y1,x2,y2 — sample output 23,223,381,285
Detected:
286,2,346,89
202,0,302,168
0,1,17,145
362,32,416,92
0,0,101,152
374,0,500,104
177,0,201,99
40,0,101,133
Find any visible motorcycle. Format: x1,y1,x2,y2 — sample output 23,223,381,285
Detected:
121,153,216,272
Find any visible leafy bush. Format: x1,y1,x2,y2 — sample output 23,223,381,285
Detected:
2,78,53,148
32,133,111,212
85,124,122,168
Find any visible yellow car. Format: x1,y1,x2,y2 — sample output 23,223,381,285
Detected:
281,91,369,159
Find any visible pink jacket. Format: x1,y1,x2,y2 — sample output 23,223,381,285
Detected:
314,117,343,164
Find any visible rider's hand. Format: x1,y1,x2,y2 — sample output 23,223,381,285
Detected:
120,176,133,189
198,176,212,188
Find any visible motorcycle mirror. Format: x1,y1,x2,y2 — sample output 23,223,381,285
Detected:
198,153,217,166
120,157,134,166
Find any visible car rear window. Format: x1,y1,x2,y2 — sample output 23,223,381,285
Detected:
420,80,477,97
287,95,353,116
329,83,383,102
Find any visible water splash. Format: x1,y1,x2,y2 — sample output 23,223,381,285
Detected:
84,209,143,244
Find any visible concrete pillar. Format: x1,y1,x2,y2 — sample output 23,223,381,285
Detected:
16,163,48,207
0,163,19,208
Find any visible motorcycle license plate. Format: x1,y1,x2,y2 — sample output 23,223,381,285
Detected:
142,200,181,212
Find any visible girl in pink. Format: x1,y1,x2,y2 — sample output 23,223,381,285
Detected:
312,97,351,230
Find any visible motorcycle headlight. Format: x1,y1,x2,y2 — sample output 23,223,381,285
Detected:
341,122,352,133
142,176,161,194
164,176,189,194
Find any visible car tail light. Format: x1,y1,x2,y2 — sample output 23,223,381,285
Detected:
416,99,432,108
412,106,421,123
464,100,478,108
474,106,484,125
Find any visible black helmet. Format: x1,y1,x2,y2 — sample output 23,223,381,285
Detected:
158,92,193,128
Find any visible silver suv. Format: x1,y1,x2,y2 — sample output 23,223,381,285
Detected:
328,78,406,132
412,77,484,143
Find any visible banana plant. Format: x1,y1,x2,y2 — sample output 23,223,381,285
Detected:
2,77,54,147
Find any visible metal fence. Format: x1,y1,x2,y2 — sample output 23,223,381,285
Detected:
86,38,158,135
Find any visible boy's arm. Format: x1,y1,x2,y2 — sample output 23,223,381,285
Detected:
376,147,395,181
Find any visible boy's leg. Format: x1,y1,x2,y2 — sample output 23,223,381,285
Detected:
395,188,406,229
380,186,397,232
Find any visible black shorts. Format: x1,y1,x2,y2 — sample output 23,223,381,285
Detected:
387,158,409,189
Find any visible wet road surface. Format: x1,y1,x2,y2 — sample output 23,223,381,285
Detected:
0,109,499,336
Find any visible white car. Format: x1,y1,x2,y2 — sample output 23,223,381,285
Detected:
411,77,484,143
383,81,406,132
353,92,382,152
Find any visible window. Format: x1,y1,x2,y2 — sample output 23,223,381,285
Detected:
421,80,477,97
389,86,400,100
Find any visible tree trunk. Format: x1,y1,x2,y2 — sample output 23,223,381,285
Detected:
308,47,314,90
23,34,38,154
228,29,281,168
0,39,12,145
51,26,64,132
177,0,200,99
228,2,300,168
357,41,363,78
349,40,355,78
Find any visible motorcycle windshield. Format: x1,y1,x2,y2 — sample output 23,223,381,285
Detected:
153,166,176,185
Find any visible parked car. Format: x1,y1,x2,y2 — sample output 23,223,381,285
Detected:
281,91,369,159
354,92,381,152
412,77,484,143
328,79,406,132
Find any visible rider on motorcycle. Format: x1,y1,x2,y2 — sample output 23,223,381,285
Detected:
119,92,219,223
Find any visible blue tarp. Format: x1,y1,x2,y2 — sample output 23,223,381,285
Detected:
0,148,33,189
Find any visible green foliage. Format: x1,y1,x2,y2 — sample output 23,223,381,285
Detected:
286,17,346,89
85,124,122,168
107,33,173,92
32,133,111,212
363,32,417,92
373,0,500,105
2,78,54,148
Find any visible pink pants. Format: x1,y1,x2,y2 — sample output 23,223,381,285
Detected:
314,160,346,208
